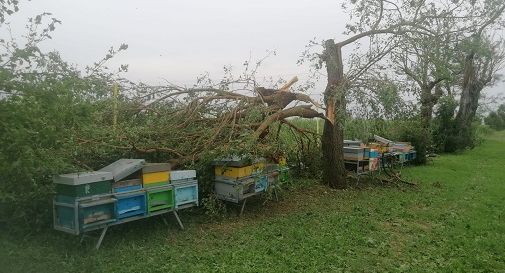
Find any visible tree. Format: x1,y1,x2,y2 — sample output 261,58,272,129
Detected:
454,29,505,148
485,104,505,130
391,17,461,162
315,0,472,187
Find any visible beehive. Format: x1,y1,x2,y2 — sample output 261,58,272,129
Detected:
142,163,171,188
147,185,174,213
53,171,113,198
173,179,198,209
214,177,256,203
53,195,116,234
115,191,146,219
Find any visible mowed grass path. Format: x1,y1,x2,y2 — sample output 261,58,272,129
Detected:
1,132,504,273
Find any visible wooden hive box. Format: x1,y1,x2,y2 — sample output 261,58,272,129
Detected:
53,171,113,198
142,163,171,188
53,195,116,235
114,190,147,219
146,185,174,213
172,179,199,209
113,178,142,193
214,177,256,203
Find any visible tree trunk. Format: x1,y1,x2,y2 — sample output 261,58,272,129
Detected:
321,40,347,189
454,52,484,149
418,87,435,164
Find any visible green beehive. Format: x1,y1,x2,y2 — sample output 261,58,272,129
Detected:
53,171,113,198
147,186,174,213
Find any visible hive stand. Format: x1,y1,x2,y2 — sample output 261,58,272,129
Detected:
79,209,184,250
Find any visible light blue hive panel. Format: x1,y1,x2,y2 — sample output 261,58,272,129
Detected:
174,180,198,209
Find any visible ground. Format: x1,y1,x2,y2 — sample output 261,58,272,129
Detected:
1,132,504,273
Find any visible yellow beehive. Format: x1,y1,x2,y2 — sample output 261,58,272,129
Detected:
142,171,170,184
215,165,253,178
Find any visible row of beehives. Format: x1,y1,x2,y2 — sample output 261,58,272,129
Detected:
53,159,198,235
212,157,289,203
343,137,417,172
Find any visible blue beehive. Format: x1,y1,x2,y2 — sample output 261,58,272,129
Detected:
115,191,146,219
53,195,117,235
173,180,199,209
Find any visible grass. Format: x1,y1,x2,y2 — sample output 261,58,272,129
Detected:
1,131,505,273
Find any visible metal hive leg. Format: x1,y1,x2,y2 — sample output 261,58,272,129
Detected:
239,199,247,217
95,226,108,250
172,210,184,230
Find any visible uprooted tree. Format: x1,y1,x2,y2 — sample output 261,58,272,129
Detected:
119,72,325,167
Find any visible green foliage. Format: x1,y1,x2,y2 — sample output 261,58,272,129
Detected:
485,104,505,130
432,96,460,152
275,118,323,178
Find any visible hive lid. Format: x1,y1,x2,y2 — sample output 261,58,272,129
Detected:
170,170,197,181
99,159,146,182
344,147,365,154
53,171,113,185
344,140,363,146
142,163,171,174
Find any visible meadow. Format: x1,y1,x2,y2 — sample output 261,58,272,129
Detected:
1,131,504,273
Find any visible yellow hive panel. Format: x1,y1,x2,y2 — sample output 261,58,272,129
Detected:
215,165,253,178
143,171,170,184
252,162,265,173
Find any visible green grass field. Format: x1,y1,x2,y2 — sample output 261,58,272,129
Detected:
1,131,504,273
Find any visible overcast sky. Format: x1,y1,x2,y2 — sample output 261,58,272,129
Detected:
6,0,505,106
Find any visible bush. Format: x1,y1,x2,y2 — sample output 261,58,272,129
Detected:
485,104,505,130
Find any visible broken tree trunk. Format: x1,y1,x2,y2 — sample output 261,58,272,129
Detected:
322,40,347,189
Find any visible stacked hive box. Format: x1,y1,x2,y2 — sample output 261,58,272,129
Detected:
100,159,146,220
213,158,270,203
53,171,116,234
53,159,199,239
171,170,199,209
343,141,370,173
142,163,174,214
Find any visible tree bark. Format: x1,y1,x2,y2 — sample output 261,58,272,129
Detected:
416,88,434,164
454,52,483,148
418,86,437,164
322,40,347,189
